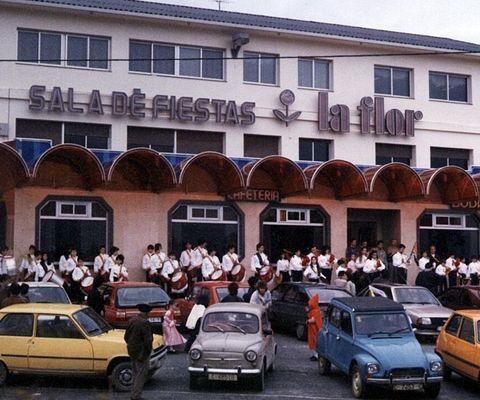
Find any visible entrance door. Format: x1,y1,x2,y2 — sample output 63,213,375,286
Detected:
347,209,400,249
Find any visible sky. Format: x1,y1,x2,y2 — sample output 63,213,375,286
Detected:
144,0,480,45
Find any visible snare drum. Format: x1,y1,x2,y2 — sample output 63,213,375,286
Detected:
81,276,94,294
72,267,84,282
43,270,65,287
211,269,227,281
231,264,246,282
171,271,188,291
259,266,274,283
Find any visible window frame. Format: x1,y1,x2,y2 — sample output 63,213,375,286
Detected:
36,314,85,340
0,313,34,337
374,65,413,98
298,58,333,90
128,40,225,81
458,317,475,344
429,71,471,104
298,138,331,162
17,28,110,71
243,51,279,86
263,207,324,227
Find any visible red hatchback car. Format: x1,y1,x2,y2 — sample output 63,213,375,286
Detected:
102,281,180,331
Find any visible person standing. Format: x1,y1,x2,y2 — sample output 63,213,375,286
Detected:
318,246,335,284
250,281,272,308
375,241,388,266
222,245,240,281
192,239,208,283
392,244,409,284
0,282,27,308
289,249,303,282
345,239,357,260
93,246,108,277
304,256,322,283
87,275,105,316
202,248,221,280
184,294,209,353
306,294,323,361
276,251,291,283
162,302,186,353
334,271,356,295
250,243,269,275
142,244,155,282
124,303,153,400
20,245,37,281
220,282,244,303
242,276,258,303
468,256,480,285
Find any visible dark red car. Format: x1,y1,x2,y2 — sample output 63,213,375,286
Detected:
102,281,180,331
438,286,480,310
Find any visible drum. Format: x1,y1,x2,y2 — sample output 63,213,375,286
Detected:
4,257,16,276
231,264,246,282
81,276,94,294
211,270,227,281
43,270,65,287
171,271,188,290
259,266,274,283
72,267,84,282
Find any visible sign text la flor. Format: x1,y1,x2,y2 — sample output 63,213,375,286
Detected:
29,85,423,136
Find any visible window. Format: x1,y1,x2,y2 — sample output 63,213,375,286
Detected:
17,29,109,70
284,287,298,303
375,143,413,166
329,307,342,328
129,41,224,79
340,311,353,336
0,313,33,337
127,127,175,152
16,119,62,144
243,52,277,85
299,139,330,162
189,206,220,221
429,72,469,102
375,66,411,97
176,130,224,154
298,59,331,89
244,134,279,157
458,318,475,344
430,147,469,169
36,315,83,339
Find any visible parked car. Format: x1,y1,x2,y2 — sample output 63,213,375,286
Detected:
188,302,276,391
0,303,167,391
269,282,352,340
15,281,71,304
358,284,452,336
436,310,480,382
438,286,480,310
317,297,443,398
174,281,250,325
102,281,179,331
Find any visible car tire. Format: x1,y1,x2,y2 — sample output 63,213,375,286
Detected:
424,383,441,398
253,363,265,391
111,361,133,392
189,374,201,390
267,356,275,372
351,365,368,399
295,324,307,341
318,356,331,375
0,362,8,386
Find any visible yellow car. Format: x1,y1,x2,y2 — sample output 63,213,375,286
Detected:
0,304,167,391
435,310,480,382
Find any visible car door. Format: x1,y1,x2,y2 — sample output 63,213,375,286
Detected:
0,313,34,369
28,314,94,372
439,314,462,371
269,284,287,322
102,285,115,322
325,306,342,368
454,317,479,379
281,286,300,329
335,310,355,372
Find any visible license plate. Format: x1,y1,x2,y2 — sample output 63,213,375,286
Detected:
208,373,238,381
148,317,163,323
393,384,422,391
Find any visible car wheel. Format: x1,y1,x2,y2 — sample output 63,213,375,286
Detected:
267,356,275,372
253,363,265,391
351,365,368,399
0,362,8,386
424,383,441,398
318,356,331,375
111,361,133,392
189,374,201,390
295,324,307,341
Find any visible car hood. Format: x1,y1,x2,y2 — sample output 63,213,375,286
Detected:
93,329,163,347
196,332,263,353
359,337,427,370
403,304,452,318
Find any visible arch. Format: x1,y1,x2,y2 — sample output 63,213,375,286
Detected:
32,144,105,190
178,151,245,194
0,142,30,191
364,163,425,201
245,155,309,197
305,159,368,199
420,166,479,203
107,148,176,192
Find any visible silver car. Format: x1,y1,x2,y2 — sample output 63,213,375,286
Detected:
360,284,452,336
188,303,277,391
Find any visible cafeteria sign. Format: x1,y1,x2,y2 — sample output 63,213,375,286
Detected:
227,189,281,202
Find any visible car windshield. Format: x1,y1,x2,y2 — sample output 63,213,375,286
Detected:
306,288,351,303
116,287,170,308
355,313,411,336
394,287,439,305
73,308,112,336
202,312,259,334
25,286,70,304
215,287,249,301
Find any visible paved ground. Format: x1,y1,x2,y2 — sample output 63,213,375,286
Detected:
1,333,479,400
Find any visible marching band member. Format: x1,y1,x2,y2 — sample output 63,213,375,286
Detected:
104,246,119,279
318,246,335,284
33,253,45,282
354,247,368,273
417,251,430,271
71,258,90,302
335,258,347,277
110,254,127,282
276,251,291,282
306,245,319,261
58,249,69,277
392,244,409,284
20,245,37,280
346,254,357,275
222,244,240,281
457,257,470,285
468,256,480,285
0,247,9,278
363,250,386,280
142,244,155,282
435,260,448,294
93,246,108,276
192,239,208,282
445,254,458,288
65,248,79,281
202,248,220,280
180,242,193,271
151,243,167,284
304,256,323,283
161,252,179,285
250,242,269,274
289,249,303,282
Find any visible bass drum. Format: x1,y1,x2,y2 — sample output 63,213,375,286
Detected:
231,264,246,282
171,271,188,291
211,270,227,281
259,266,274,283
43,270,65,287
81,276,94,294
72,268,84,282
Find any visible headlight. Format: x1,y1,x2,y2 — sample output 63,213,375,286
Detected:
416,317,432,325
190,349,202,360
245,350,257,362
430,361,442,372
367,363,379,375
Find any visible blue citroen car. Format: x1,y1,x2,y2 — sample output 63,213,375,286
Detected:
316,297,443,398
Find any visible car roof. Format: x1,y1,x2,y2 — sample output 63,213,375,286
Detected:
14,282,64,288
105,281,159,288
451,309,480,320
195,281,249,288
280,282,327,288
372,283,427,290
205,302,264,315
0,303,87,314
333,297,405,312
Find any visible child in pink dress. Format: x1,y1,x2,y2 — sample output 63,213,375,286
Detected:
162,302,186,353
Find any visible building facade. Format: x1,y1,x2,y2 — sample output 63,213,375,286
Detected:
2,0,480,281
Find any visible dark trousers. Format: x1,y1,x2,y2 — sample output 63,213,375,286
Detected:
291,270,303,282
280,271,291,282
131,358,149,400
196,268,203,283
185,318,201,353
395,267,407,284
321,268,332,284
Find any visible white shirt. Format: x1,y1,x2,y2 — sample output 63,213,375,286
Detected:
0,255,6,275
162,259,179,279
355,255,367,270
445,257,457,271
180,249,193,268
276,259,290,275
347,260,357,273
468,261,480,275
319,254,336,269
304,263,320,280
109,264,123,282
94,254,108,274
202,256,220,279
142,252,154,272
104,255,116,273
392,252,408,269
251,252,269,272
363,259,386,274
58,255,68,273
34,262,46,281
192,247,207,268
289,255,303,272
458,262,470,277
21,254,36,271
435,264,446,276
222,252,239,272
418,257,429,271
66,256,78,274
152,251,167,274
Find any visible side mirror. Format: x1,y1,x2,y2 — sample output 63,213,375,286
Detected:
263,329,273,336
